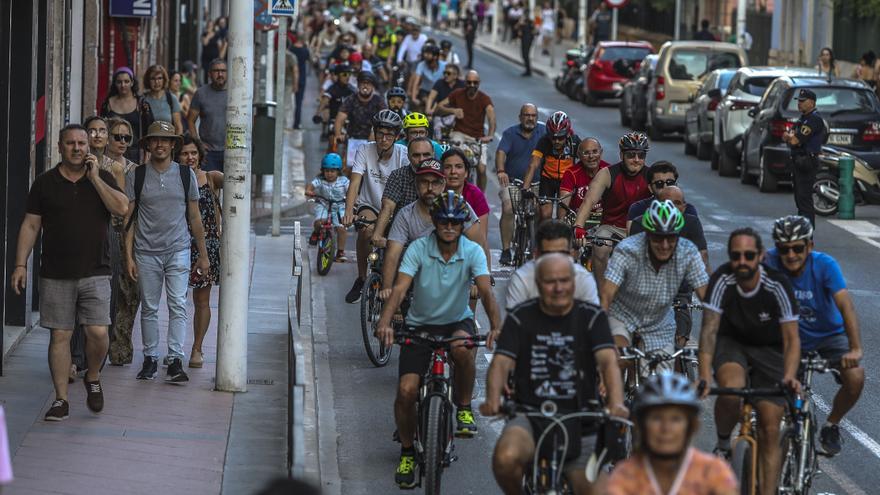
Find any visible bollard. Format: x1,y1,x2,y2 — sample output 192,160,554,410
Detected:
837,157,855,219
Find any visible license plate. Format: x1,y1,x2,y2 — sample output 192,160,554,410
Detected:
670,103,689,115
828,133,852,145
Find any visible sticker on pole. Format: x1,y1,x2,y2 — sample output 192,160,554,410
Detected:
603,0,629,7
226,125,248,149
270,0,295,16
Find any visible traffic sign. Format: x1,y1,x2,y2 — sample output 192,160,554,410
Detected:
254,0,278,30
604,0,629,8
270,0,296,16
110,0,156,18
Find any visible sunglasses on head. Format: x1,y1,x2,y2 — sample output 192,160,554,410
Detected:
624,151,647,160
729,250,759,261
776,243,807,255
652,178,677,189
111,133,132,143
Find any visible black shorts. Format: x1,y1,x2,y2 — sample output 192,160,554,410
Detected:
714,335,786,405
538,177,561,199
808,333,850,363
398,319,477,377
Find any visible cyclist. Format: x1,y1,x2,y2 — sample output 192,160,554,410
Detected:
606,372,738,495
372,137,436,248
504,220,597,309
425,63,464,141
625,161,697,234
334,71,387,167
698,227,801,495
314,64,354,137
396,112,445,158
560,137,609,222
436,70,495,191
376,192,502,489
764,215,864,456
306,153,350,263
521,111,580,224
572,132,652,282
441,148,492,269
362,42,391,85
439,39,461,65
495,103,546,266
481,252,627,495
343,110,408,304
601,200,708,360
385,86,408,122
409,44,446,112
370,17,398,71
396,22,427,76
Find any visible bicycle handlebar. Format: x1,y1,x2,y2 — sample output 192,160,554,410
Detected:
500,401,633,427
394,331,487,350
707,385,788,397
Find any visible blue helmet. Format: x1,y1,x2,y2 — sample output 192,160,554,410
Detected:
321,153,343,170
431,190,471,223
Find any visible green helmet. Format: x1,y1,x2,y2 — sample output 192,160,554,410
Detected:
641,199,684,236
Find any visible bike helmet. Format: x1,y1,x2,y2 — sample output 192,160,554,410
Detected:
403,112,430,129
440,40,452,50
356,71,378,85
321,153,343,170
772,215,814,243
332,63,353,75
546,111,572,137
372,109,403,131
349,52,364,64
422,43,440,56
641,199,684,236
431,190,471,223
387,86,407,101
633,371,701,419
619,131,650,152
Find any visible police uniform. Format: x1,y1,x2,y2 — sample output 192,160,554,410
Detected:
788,89,826,227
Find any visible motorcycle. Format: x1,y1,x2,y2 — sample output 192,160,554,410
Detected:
813,144,880,216
555,46,590,99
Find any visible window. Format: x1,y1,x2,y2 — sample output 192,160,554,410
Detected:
668,50,742,81
741,76,776,97
759,82,783,110
783,87,878,114
600,47,653,62
718,71,736,90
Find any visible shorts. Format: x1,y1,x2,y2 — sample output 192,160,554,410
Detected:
538,177,562,199
398,319,476,377
609,316,676,372
314,204,344,227
807,333,850,363
346,138,368,167
39,276,112,330
594,224,627,242
504,414,598,472
714,335,786,405
450,131,488,167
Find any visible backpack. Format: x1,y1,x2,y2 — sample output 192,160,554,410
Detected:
124,164,192,231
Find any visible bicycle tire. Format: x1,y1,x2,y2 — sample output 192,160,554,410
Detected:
731,440,754,495
360,272,391,367
513,220,528,267
316,231,334,276
779,426,799,494
423,395,448,495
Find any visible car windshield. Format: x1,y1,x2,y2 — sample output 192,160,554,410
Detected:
742,76,775,96
668,50,742,80
601,46,652,62
784,87,878,114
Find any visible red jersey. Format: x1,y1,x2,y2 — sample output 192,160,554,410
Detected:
559,160,610,212
601,162,651,228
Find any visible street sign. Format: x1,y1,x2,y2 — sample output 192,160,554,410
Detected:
604,0,629,7
254,0,278,30
110,0,156,18
270,0,296,16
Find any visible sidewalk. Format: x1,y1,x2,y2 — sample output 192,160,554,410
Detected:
0,234,295,495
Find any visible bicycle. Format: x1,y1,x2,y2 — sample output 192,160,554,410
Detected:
355,217,393,367
394,331,487,494
509,179,539,268
577,229,621,272
309,196,345,276
536,192,573,221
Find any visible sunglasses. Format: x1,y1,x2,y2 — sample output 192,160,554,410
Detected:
465,81,480,86
648,234,677,245
729,250,759,261
652,178,677,189
443,71,455,76
624,151,647,160
776,244,807,255
436,218,465,226
338,72,351,77
111,133,132,143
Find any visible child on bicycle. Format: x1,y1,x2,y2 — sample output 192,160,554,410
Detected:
306,153,350,262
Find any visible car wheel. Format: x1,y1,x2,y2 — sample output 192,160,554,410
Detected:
648,112,663,140
684,134,696,155
758,152,779,193
740,146,756,185
583,88,597,106
718,144,739,177
696,138,711,160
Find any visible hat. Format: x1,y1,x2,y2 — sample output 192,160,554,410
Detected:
141,121,182,149
349,52,363,63
415,158,445,177
797,88,817,101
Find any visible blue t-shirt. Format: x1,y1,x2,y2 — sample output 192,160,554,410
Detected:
628,196,698,222
395,138,445,160
416,61,447,92
764,250,846,349
497,123,547,181
398,233,489,326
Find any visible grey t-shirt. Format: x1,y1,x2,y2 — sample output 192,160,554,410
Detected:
145,92,182,126
388,200,477,246
190,84,228,151
126,162,199,255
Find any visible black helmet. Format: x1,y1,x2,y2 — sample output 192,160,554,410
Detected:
618,131,650,152
772,215,814,243
422,43,440,56
356,71,378,85
372,109,403,131
440,40,452,50
386,86,407,101
633,372,700,419
332,63,353,74
431,190,471,223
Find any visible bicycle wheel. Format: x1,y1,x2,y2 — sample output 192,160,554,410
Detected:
797,412,817,493
423,395,448,495
730,440,754,495
512,220,528,267
360,272,391,367
778,426,799,494
316,230,334,276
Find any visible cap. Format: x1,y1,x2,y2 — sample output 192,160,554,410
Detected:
415,159,445,177
797,88,817,101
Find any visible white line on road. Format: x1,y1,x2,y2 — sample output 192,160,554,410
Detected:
813,393,880,459
828,220,880,238
819,462,868,495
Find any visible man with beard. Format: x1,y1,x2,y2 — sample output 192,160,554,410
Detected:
334,71,387,167
698,227,801,495
425,63,464,141
186,59,228,172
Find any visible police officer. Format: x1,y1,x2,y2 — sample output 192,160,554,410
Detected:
783,88,826,228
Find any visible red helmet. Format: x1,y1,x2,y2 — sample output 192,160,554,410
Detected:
546,111,572,137
349,52,363,63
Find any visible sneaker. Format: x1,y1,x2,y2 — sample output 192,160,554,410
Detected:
395,452,417,488
166,358,189,384
345,277,365,304
499,249,512,266
309,230,320,246
455,408,478,437
820,424,843,456
335,250,348,262
162,355,171,367
137,357,158,380
83,379,104,413
44,399,69,421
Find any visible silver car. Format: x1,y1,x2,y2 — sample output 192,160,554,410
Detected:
684,68,737,160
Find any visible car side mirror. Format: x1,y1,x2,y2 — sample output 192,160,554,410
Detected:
707,88,722,99
747,107,758,118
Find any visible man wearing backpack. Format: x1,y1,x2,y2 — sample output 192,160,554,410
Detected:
124,121,210,383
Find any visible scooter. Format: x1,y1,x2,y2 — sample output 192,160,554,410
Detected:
813,144,880,216
556,46,590,97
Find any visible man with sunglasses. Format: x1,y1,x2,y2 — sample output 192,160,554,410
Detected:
625,161,698,234
376,191,502,488
764,215,863,456
699,227,801,495
315,64,355,137
572,132,653,282
425,63,464,140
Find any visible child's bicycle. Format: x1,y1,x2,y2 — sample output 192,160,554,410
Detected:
308,195,345,276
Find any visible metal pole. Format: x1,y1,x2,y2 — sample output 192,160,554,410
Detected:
577,0,587,47
611,7,618,41
197,0,204,84
492,0,500,44
736,0,747,40
674,0,681,40
272,16,288,237
216,0,254,393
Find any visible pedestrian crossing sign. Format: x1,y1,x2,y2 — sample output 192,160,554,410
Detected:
270,0,295,16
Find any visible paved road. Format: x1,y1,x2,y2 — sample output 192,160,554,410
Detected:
266,33,880,494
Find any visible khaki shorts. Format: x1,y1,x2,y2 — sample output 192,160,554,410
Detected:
450,131,488,167
39,276,112,330
594,224,627,242
609,316,676,373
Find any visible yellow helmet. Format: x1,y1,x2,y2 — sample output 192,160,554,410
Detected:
403,112,430,129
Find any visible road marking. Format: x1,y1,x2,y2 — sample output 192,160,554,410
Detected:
828,220,880,249
818,462,867,495
701,222,724,233
813,394,880,459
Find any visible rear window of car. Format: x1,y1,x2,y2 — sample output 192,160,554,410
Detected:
741,76,775,96
783,87,878,114
668,50,742,80
718,71,735,89
601,47,652,62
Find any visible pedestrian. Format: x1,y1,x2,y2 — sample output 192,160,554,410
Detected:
539,1,554,56
124,121,210,384
187,58,228,173
285,46,301,130
507,1,523,41
485,0,495,33
516,13,536,76
782,89,826,228
169,71,192,116
693,19,715,41
816,47,840,78
177,135,224,369
851,51,876,89
476,0,486,31
463,10,477,69
103,118,140,366
84,116,125,184
290,31,311,129
101,67,151,164
143,65,184,135
11,124,129,421
201,18,228,82
588,2,612,45
180,60,199,95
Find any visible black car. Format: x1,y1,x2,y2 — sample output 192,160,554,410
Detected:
740,77,880,192
620,54,658,130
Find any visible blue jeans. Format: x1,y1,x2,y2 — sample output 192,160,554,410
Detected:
136,249,191,360
204,149,225,172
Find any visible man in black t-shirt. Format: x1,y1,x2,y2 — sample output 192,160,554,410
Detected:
481,254,627,495
698,228,801,495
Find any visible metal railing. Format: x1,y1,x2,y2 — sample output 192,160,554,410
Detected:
288,221,305,478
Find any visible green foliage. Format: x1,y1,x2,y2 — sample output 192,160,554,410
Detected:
648,0,675,12
835,0,880,18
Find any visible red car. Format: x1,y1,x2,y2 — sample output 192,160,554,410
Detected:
583,41,654,106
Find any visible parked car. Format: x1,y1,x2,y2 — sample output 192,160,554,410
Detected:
713,66,816,175
645,41,747,139
740,77,880,192
582,41,654,106
683,68,737,159
620,54,658,129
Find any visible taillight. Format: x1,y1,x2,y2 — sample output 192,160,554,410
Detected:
731,100,757,111
708,99,720,111
770,119,795,138
567,60,575,67
655,76,665,101
863,122,880,141
431,356,445,376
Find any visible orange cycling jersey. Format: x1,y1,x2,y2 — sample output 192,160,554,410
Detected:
531,134,580,179
606,448,738,495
